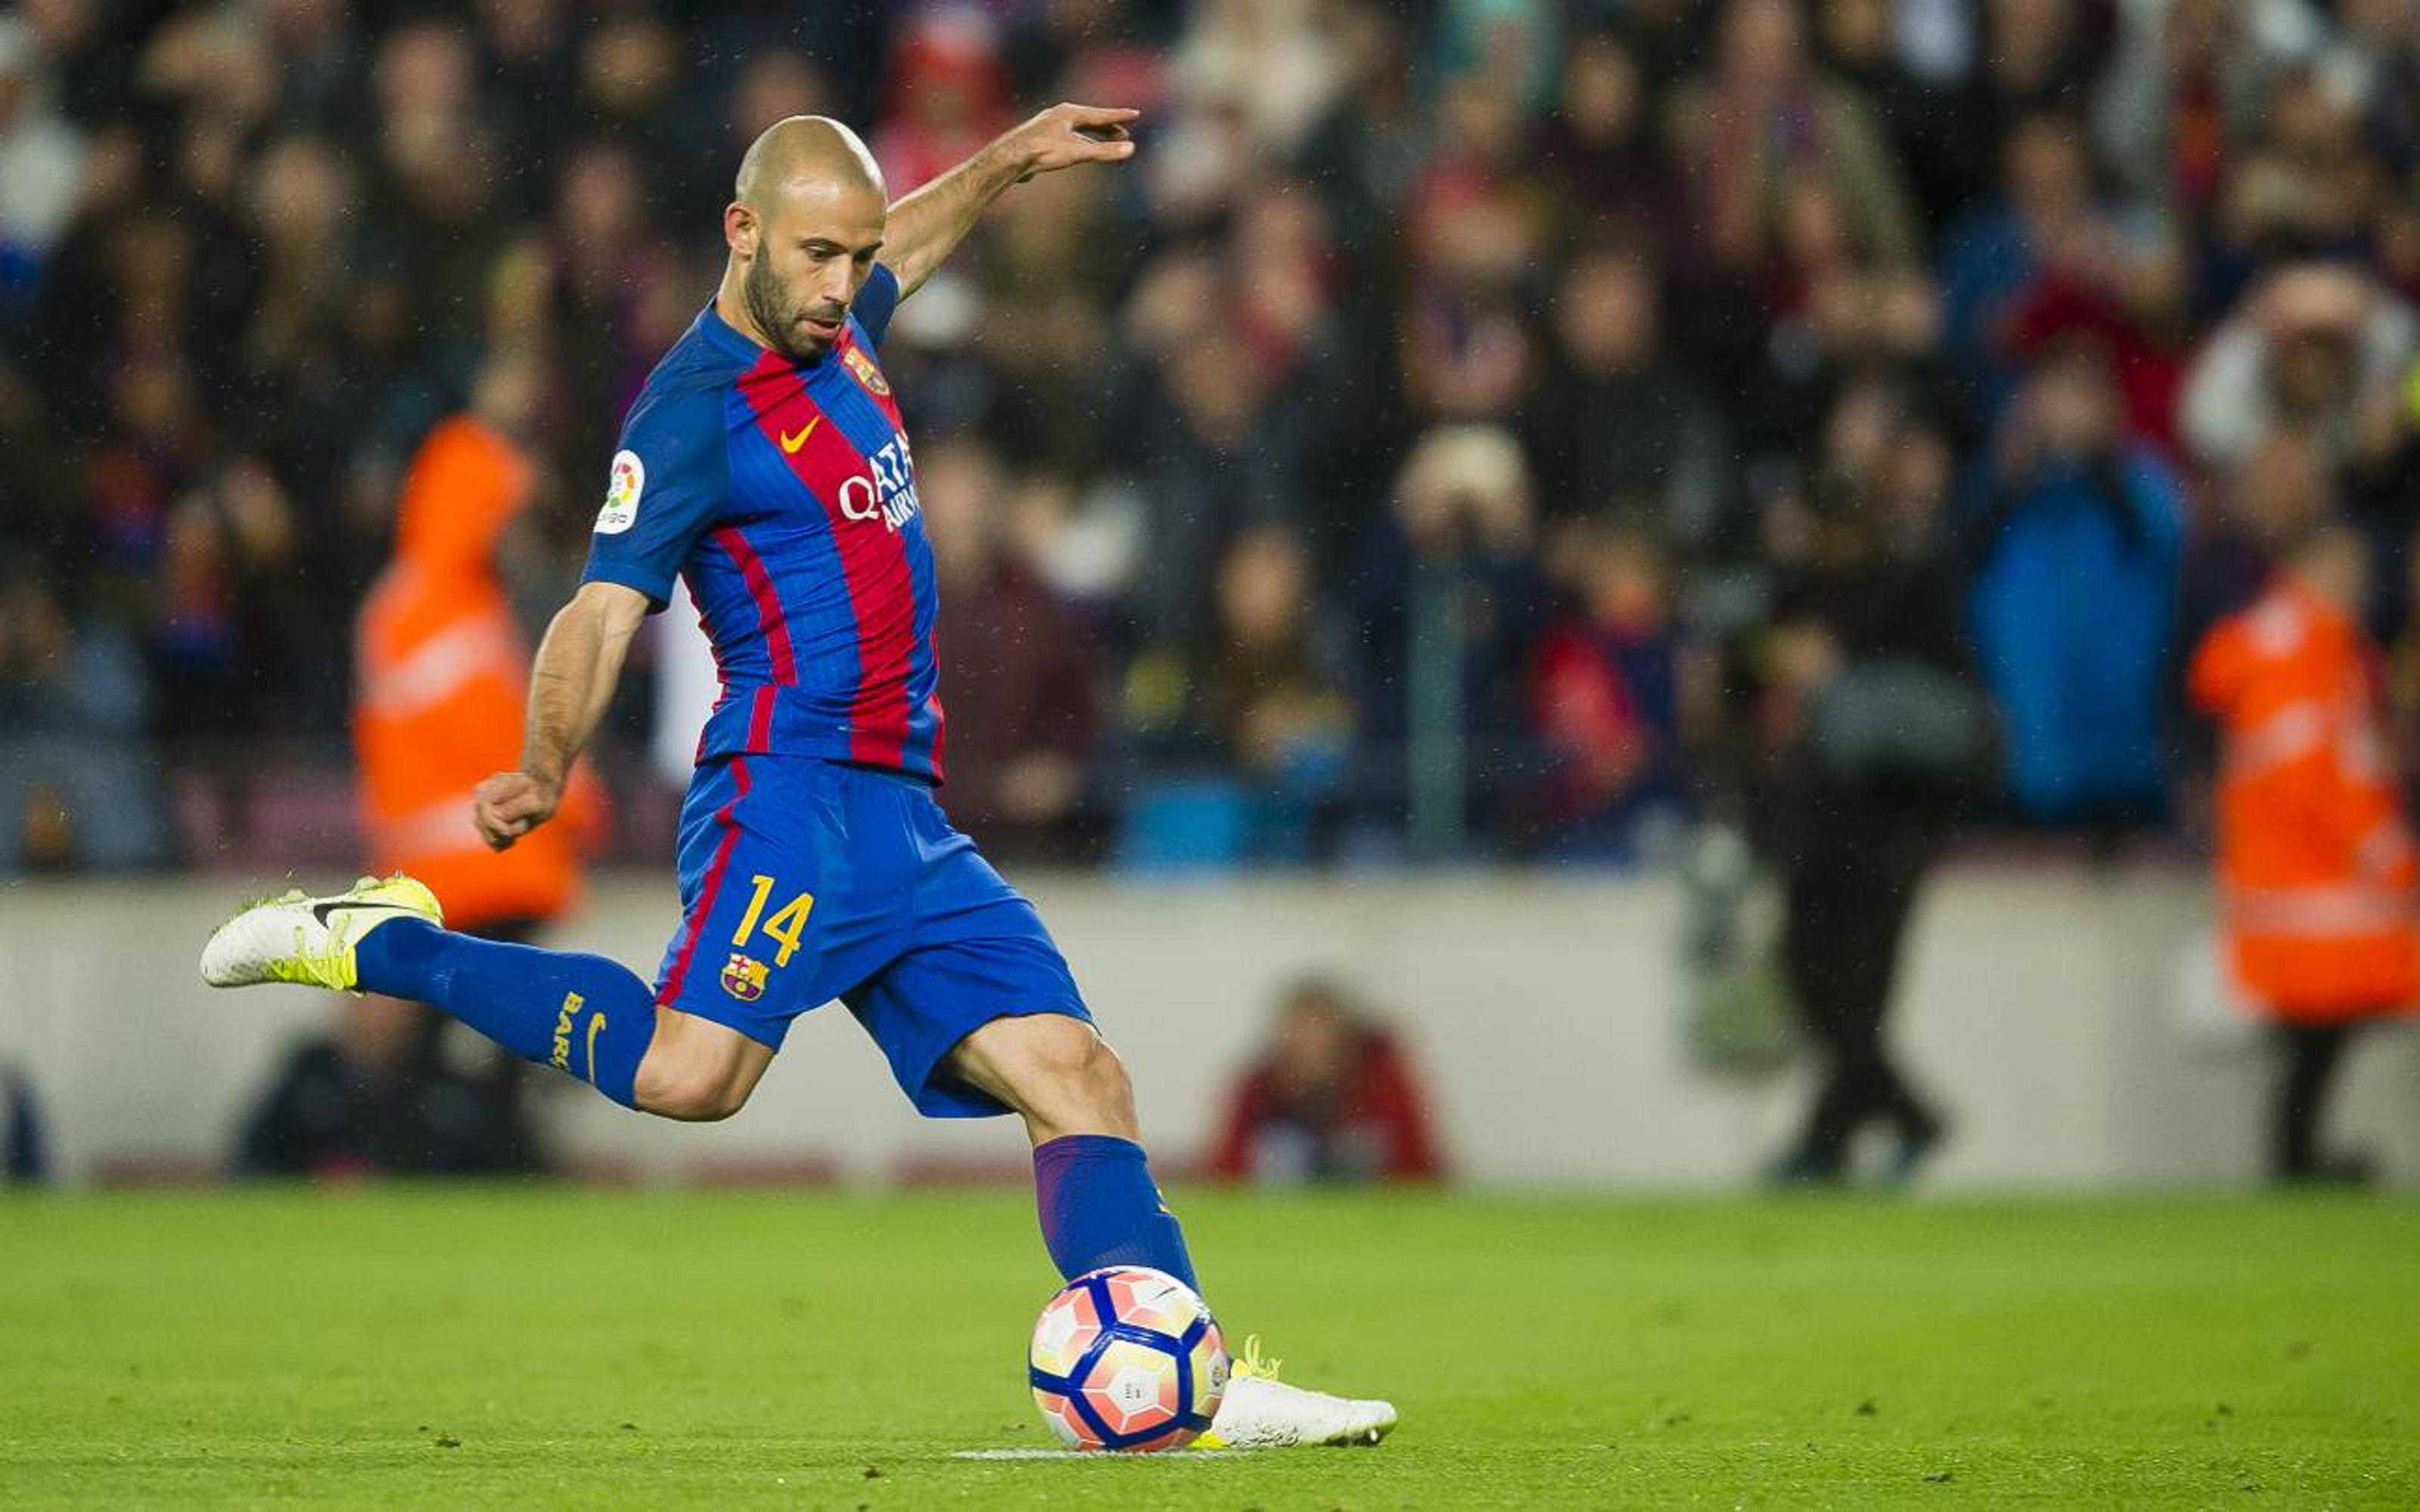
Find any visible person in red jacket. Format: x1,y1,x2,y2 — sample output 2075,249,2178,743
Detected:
1209,978,1445,1185
2189,518,2420,1183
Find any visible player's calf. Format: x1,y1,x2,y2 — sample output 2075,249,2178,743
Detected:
947,1015,1199,1292
203,873,697,1118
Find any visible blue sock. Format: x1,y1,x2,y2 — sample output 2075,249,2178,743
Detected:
354,919,656,1108
1032,1134,1199,1293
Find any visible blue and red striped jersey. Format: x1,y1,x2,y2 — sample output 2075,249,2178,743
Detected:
582,265,947,782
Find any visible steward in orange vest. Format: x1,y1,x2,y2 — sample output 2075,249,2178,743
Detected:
355,386,601,931
2190,523,2420,1023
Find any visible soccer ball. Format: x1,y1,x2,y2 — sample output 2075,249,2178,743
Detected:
1028,1266,1228,1452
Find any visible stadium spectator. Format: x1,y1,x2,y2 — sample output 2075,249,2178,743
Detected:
2093,0,2294,225
575,11,702,209
1938,112,2177,432
1965,331,2185,824
1351,424,1547,857
1668,0,1921,277
1709,161,1950,469
1764,405,1985,1182
1812,0,1959,232
1170,0,1344,160
1925,0,2108,229
551,139,688,473
0,564,165,874
1398,70,1552,423
728,49,832,153
1208,977,1444,1185
960,135,1130,469
1125,522,1354,866
156,456,323,806
361,21,505,367
2333,0,2420,178
0,14,87,299
2179,264,2419,474
1291,0,1424,259
2189,519,2416,1184
470,0,575,218
1110,247,1308,646
2,1064,48,1183
874,8,1016,195
1534,32,1688,261
1427,0,1561,119
246,135,356,385
921,435,1101,863
260,0,366,141
2212,61,2381,280
1529,522,1689,862
1519,240,1737,554
0,352,76,569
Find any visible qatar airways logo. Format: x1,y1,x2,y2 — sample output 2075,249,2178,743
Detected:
839,435,921,534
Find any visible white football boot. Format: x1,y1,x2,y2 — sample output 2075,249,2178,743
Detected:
1194,1336,1397,1449
200,874,443,992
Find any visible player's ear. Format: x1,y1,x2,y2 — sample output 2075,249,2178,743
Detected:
724,201,759,258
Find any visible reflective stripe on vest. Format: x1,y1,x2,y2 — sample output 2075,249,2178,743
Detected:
358,619,518,720
2223,881,2414,939
366,791,487,861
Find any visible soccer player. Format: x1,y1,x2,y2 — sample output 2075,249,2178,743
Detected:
201,107,1395,1449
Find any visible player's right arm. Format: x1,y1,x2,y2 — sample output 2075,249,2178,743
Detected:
476,373,730,851
475,582,649,850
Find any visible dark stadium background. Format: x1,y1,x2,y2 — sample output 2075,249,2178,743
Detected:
6,4,2420,1507
3,1,2419,1180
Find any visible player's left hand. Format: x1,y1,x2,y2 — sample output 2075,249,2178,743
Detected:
1008,103,1138,179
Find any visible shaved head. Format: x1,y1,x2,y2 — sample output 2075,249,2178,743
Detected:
724,116,888,362
734,114,886,206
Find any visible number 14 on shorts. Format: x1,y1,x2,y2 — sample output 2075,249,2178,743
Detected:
733,875,814,966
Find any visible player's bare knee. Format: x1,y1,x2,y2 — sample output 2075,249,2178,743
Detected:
1075,1035,1135,1124
1032,1020,1134,1127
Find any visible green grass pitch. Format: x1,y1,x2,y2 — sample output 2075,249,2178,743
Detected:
3,1189,2416,1507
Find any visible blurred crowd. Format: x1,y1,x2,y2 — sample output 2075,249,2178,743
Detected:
8,0,2420,874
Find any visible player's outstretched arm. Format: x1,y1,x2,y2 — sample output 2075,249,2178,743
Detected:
474,581,649,851
880,102,1137,298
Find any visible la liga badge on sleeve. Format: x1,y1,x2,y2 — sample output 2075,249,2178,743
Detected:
595,449,645,534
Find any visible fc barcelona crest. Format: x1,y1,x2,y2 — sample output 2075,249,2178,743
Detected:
843,345,892,398
721,952,768,1002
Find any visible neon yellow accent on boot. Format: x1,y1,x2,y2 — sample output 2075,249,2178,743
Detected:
202,873,444,993
268,875,441,990
1191,1334,1280,1450
1191,1331,1398,1449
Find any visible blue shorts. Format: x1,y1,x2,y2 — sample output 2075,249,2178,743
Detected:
651,755,1090,1117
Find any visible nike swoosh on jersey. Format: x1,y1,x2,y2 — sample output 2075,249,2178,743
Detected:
780,417,820,453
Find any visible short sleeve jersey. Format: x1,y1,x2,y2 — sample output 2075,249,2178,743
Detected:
582,265,945,781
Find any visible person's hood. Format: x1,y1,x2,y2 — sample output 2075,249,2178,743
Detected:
392,414,532,575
